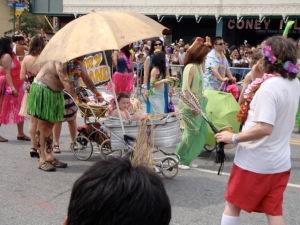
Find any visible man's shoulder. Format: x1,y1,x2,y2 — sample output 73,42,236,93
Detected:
206,49,215,57
260,76,300,97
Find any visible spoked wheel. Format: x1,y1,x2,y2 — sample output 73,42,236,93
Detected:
204,144,217,152
100,139,122,159
160,157,179,179
72,134,93,161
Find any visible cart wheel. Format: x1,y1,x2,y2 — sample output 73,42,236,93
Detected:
72,134,93,161
160,157,179,179
204,144,216,152
100,139,122,159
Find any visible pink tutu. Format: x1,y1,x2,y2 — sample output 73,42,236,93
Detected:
107,72,134,95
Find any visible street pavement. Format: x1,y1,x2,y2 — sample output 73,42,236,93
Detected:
0,121,300,225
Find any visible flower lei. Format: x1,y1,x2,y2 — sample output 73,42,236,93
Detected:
237,73,276,123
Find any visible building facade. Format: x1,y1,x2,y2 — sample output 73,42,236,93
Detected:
31,0,300,45
0,0,13,36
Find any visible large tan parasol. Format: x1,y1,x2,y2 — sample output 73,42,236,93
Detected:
36,11,167,64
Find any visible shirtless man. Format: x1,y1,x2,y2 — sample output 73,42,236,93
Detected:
52,59,104,153
27,61,76,172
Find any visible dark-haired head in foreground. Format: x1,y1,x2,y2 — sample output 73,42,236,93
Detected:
64,157,171,225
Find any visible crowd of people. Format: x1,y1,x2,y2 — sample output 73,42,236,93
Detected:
1,28,300,225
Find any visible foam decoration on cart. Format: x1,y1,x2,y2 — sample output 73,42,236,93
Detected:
82,53,110,86
129,98,143,114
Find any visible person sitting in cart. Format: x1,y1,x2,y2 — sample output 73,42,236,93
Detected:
52,58,104,154
109,92,146,121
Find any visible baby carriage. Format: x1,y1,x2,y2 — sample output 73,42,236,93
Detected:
101,114,181,178
70,87,112,160
71,88,180,178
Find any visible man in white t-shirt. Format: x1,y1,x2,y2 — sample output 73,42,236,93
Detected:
215,36,300,225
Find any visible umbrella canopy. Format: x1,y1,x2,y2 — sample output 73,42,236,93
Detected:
204,90,240,146
36,11,167,64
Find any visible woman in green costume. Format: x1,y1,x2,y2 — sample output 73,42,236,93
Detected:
176,37,211,169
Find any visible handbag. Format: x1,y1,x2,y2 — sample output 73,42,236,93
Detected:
168,97,175,112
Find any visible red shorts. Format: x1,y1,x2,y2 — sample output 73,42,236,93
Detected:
225,164,290,216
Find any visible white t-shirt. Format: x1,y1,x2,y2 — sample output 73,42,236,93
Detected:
234,76,300,174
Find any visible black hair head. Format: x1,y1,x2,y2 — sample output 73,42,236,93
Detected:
67,157,171,225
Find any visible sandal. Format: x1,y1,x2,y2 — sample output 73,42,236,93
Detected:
0,135,8,142
17,135,31,141
53,145,61,154
30,148,39,158
38,161,56,172
50,158,68,168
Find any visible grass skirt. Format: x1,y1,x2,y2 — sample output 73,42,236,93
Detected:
27,83,64,123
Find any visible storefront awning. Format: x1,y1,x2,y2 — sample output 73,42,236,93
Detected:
63,0,300,19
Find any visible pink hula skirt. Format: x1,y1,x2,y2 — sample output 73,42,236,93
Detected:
107,72,134,95
0,75,6,112
0,83,25,125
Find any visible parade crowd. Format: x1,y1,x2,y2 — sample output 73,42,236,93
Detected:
1,28,300,225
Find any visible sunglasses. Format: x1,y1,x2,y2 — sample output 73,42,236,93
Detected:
154,43,162,46
215,42,225,46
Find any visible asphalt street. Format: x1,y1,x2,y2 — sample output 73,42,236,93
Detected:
0,121,299,225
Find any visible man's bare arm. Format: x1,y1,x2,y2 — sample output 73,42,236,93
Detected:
55,62,76,98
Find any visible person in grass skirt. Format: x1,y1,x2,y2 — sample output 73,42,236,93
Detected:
27,61,77,172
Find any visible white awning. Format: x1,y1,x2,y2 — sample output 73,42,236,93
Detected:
63,0,300,19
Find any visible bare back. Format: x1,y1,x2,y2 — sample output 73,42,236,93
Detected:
20,55,42,81
35,61,65,91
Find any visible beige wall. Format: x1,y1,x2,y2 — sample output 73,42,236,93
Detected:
0,0,12,36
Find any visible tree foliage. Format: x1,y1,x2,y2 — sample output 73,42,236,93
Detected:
18,11,51,35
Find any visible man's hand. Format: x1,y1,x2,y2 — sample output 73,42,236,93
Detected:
221,77,229,82
12,88,18,97
215,130,233,144
229,76,236,82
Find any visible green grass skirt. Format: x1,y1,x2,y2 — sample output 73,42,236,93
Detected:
27,83,64,123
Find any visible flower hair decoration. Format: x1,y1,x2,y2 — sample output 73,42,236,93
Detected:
283,61,299,74
262,45,299,74
262,45,277,64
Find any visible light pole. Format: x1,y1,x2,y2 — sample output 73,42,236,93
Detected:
13,1,16,34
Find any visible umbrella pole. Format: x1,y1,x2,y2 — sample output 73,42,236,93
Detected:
103,51,126,135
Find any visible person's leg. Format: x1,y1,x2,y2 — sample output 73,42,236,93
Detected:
17,121,30,140
0,123,8,142
29,116,38,148
68,119,77,144
176,113,206,166
266,215,285,225
36,119,67,171
36,119,56,171
220,201,241,225
52,122,62,153
29,116,39,157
